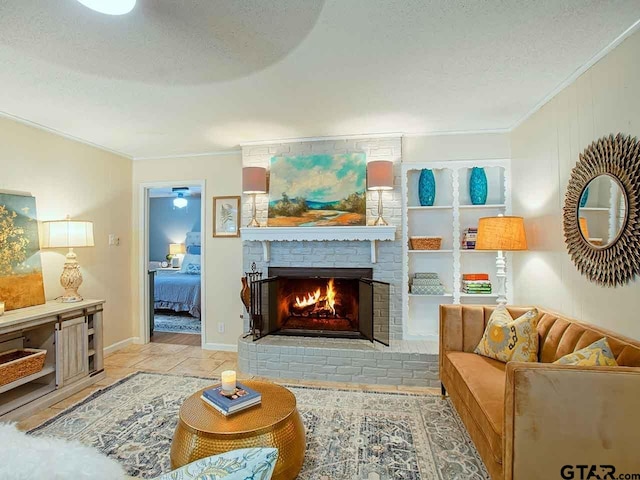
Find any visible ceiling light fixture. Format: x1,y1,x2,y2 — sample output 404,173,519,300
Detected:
76,0,136,15
173,193,188,209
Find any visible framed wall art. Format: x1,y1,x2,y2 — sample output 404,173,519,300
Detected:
213,196,241,237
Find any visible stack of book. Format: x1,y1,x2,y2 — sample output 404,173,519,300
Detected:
201,382,262,416
462,273,492,294
461,227,477,250
410,272,445,295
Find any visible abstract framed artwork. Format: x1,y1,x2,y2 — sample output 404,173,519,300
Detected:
268,153,367,227
213,196,241,237
0,192,45,311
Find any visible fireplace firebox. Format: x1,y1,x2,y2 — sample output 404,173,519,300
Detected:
249,267,389,344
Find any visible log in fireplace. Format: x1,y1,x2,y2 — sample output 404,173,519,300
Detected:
249,267,389,344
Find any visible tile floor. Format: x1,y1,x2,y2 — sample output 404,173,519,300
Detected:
17,342,438,431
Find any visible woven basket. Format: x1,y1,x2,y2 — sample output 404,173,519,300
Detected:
0,349,47,387
410,236,442,250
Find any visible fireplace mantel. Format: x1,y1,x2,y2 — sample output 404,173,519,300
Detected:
240,226,396,263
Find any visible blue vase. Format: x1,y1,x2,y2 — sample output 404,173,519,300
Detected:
579,187,589,207
418,169,436,206
469,167,488,205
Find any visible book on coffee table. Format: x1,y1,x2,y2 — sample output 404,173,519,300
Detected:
201,382,261,416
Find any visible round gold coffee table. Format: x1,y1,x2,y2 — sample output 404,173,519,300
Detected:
170,380,306,480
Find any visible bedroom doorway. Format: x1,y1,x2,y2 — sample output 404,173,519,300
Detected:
139,181,206,347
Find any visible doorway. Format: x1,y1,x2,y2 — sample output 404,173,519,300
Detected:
139,180,206,347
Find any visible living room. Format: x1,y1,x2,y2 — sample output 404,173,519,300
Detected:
0,1,639,479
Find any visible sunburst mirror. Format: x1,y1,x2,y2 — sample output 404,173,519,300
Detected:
563,134,640,287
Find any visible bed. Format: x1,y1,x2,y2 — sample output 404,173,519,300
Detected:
153,232,201,318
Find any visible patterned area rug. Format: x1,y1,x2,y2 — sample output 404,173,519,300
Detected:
154,313,201,334
30,372,488,480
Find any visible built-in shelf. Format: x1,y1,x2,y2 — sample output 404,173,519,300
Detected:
459,204,506,209
580,207,609,212
240,226,396,263
407,205,453,210
408,293,453,298
460,293,498,298
0,365,56,395
408,249,453,253
88,349,96,357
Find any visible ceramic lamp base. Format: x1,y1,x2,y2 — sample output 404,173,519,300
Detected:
60,248,84,303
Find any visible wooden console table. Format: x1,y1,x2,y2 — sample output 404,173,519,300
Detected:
0,299,106,421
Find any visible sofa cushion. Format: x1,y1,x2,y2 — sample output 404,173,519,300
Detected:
553,338,618,366
475,306,539,363
444,351,506,465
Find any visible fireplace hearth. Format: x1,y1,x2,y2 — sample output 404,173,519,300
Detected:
250,267,389,344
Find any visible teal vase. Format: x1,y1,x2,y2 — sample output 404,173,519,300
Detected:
469,167,488,205
418,169,436,206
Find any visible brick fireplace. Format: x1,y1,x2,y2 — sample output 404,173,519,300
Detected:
250,267,389,343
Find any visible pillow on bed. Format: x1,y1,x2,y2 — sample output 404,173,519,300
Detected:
186,245,201,255
180,253,201,273
186,263,200,275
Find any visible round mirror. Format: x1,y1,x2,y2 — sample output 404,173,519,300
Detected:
577,174,627,248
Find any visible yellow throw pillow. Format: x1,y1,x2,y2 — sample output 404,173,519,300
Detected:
474,306,540,363
553,338,618,366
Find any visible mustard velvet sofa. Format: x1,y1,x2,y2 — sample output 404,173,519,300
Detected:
439,305,640,480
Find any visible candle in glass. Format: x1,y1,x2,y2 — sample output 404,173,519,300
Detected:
221,370,236,394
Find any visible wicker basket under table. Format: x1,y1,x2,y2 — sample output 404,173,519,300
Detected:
0,348,47,387
409,236,442,250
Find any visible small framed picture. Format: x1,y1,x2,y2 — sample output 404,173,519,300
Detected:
213,196,241,237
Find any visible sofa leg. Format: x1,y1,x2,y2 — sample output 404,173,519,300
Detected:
440,383,446,399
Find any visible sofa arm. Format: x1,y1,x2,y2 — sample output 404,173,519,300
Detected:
439,305,488,370
503,362,640,480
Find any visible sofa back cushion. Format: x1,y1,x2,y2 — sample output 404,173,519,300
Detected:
535,310,640,366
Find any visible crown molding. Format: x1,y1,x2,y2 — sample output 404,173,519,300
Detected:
0,109,132,159
240,132,404,147
133,149,242,161
403,128,510,137
510,17,640,131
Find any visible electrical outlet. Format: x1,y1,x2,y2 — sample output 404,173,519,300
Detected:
217,322,225,334
108,234,120,246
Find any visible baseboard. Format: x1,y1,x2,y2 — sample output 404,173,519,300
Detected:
203,342,238,352
104,337,140,355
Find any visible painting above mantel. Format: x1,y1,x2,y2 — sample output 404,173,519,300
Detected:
268,153,367,227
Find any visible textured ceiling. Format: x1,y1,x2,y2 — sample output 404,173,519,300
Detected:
0,0,638,158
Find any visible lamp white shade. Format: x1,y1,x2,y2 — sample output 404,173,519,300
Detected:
41,219,95,248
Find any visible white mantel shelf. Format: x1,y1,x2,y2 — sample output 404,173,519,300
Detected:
240,226,396,263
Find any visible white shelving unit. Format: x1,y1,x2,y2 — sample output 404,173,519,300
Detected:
401,159,512,340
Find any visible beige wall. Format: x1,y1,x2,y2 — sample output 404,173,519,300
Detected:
0,116,133,348
402,132,511,162
132,154,243,349
511,31,640,339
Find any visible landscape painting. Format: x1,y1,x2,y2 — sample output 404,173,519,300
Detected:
268,153,366,227
0,193,45,311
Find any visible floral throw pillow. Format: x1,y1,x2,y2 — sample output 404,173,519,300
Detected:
155,447,278,480
474,306,540,363
553,338,618,367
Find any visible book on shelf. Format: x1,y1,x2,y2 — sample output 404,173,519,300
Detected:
201,382,262,415
462,273,489,281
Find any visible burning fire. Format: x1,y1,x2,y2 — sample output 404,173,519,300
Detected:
294,279,337,315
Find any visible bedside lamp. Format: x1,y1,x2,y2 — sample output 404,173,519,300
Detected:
475,215,527,306
242,167,267,227
169,243,186,267
367,160,394,226
41,216,95,303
